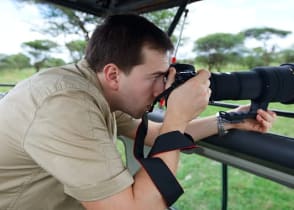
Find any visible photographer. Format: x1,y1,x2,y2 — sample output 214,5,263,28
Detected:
0,14,276,210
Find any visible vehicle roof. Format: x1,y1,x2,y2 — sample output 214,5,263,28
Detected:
44,0,203,16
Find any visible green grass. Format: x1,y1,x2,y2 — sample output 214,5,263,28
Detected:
1,68,293,210
176,155,294,210
0,68,35,92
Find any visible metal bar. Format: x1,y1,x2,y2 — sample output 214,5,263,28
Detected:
221,164,228,210
166,0,190,37
0,83,15,87
209,101,294,118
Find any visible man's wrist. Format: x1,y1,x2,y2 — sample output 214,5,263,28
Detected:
161,115,187,134
216,114,229,136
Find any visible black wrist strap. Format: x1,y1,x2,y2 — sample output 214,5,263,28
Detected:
134,113,196,206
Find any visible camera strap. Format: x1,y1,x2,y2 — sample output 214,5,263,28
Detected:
149,76,183,112
134,112,196,206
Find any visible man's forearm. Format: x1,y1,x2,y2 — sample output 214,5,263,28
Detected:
185,115,233,141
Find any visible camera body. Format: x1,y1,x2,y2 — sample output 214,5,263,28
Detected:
170,63,197,86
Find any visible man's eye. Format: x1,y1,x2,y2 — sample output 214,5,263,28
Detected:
163,71,169,83
163,75,167,83
156,74,165,81
150,72,168,82
151,74,161,80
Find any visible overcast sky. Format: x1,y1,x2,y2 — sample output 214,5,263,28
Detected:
0,0,293,60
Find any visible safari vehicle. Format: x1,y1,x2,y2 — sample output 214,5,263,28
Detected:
1,0,293,209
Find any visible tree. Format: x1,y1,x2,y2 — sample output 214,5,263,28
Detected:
0,53,31,70
65,40,87,62
193,33,244,71
144,8,176,32
242,47,267,69
14,0,100,41
144,8,189,51
241,27,292,65
277,48,294,64
22,39,59,72
43,57,66,67
0,54,6,60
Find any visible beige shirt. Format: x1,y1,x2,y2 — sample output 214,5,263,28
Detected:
0,60,137,210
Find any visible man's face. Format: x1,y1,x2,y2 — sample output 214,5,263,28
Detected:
118,47,170,118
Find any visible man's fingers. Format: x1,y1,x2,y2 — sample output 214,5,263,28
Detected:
195,69,211,82
165,67,176,89
257,109,276,123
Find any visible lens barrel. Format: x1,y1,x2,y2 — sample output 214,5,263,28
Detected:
209,64,294,104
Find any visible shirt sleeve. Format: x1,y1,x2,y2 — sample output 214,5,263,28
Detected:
24,90,134,201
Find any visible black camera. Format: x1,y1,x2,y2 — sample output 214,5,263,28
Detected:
170,63,294,121
172,63,294,104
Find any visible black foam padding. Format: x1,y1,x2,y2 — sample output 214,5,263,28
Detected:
202,130,294,169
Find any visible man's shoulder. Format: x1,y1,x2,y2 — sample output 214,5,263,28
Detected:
7,61,102,108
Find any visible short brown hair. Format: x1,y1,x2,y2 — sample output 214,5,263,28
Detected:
85,14,174,74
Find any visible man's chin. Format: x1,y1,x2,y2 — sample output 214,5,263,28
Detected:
132,109,149,119
127,105,152,119
133,112,146,119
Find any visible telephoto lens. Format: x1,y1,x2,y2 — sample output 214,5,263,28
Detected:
209,64,294,104
172,63,294,105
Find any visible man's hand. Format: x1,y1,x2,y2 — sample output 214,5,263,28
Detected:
228,105,277,133
162,68,211,133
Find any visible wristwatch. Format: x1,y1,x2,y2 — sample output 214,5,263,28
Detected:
216,114,229,136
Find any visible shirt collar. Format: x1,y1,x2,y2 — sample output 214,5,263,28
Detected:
75,59,103,92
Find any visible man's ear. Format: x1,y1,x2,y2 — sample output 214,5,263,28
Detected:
102,63,120,90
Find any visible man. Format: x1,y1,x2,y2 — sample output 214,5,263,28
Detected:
0,14,275,210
